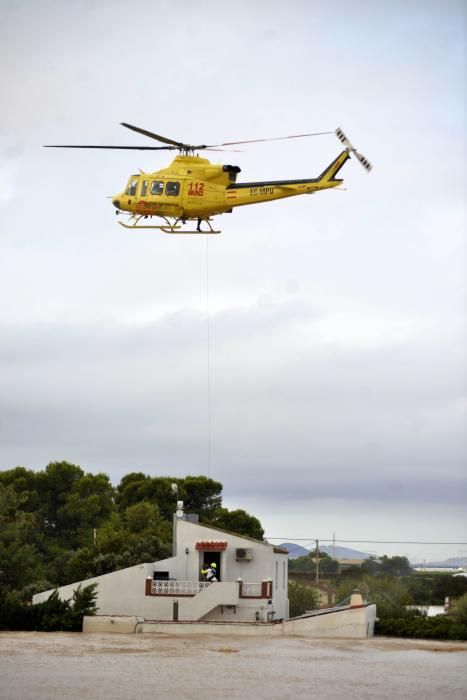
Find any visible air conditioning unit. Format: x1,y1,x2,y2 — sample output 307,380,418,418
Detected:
236,548,253,561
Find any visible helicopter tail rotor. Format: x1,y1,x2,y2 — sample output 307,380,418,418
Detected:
335,127,372,172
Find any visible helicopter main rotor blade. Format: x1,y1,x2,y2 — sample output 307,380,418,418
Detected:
120,123,331,151
205,131,333,147
43,144,176,150
121,122,187,149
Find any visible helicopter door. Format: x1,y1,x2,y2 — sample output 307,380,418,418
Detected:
124,175,140,207
140,179,148,198
125,176,139,197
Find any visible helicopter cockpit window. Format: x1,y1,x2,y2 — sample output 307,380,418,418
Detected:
166,182,180,197
150,181,164,196
140,180,148,196
125,177,139,196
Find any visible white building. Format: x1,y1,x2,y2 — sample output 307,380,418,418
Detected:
34,505,289,623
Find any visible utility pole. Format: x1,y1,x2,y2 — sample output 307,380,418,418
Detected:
315,539,319,587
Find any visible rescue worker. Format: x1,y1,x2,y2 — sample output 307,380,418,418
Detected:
204,563,218,582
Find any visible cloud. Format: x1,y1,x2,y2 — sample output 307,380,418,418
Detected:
1,293,465,510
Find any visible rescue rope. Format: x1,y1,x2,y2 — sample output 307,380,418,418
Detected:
206,235,212,477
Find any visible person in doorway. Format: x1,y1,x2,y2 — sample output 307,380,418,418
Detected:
204,563,218,582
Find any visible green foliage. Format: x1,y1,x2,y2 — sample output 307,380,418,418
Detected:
406,573,467,605
0,466,42,512
331,555,412,581
205,508,264,540
0,483,45,589
115,473,222,521
358,555,412,577
71,583,97,626
337,563,467,610
452,592,467,625
336,574,412,612
335,570,467,640
0,461,115,553
0,583,98,632
289,551,338,575
375,614,467,640
288,582,320,618
19,579,56,603
181,476,223,518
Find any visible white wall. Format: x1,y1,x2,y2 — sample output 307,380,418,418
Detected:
174,519,289,619
284,604,377,637
33,563,156,617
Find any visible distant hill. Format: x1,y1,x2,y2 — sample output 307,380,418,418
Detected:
280,543,310,559
279,543,371,560
321,545,372,560
413,557,467,569
280,544,467,569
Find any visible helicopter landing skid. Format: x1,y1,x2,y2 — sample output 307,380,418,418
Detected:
118,215,221,234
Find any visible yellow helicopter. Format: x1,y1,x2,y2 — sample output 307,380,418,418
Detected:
45,124,371,234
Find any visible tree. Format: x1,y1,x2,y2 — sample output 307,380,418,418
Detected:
35,461,84,534
0,483,45,590
0,583,98,632
116,473,223,521
379,555,411,577
0,466,42,512
206,508,264,540
452,593,467,625
56,471,115,547
288,582,320,617
288,551,338,575
180,476,222,518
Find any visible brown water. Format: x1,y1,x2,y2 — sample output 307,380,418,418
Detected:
0,632,466,700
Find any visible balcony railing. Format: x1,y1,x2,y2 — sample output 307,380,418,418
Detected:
145,578,273,599
146,580,212,597
239,580,272,599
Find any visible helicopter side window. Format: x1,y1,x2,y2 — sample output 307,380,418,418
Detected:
150,181,164,196
125,177,139,196
166,182,180,197
141,180,148,196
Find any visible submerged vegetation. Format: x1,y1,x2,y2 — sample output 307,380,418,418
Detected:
290,553,467,640
288,581,320,617
337,568,467,640
0,583,98,632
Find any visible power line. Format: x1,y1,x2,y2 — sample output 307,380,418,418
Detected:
269,538,467,545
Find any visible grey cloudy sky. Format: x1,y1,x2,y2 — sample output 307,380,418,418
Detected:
1,0,466,561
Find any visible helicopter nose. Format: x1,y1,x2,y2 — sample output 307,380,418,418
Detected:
112,198,120,209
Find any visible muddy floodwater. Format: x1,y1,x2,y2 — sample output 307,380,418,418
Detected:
1,632,466,700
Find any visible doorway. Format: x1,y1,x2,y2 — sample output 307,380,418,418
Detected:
200,551,221,581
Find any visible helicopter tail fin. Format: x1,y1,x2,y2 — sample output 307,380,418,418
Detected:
317,150,351,184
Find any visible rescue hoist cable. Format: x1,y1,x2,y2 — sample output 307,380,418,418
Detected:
206,235,212,478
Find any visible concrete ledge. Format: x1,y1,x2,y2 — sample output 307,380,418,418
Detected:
83,615,143,634
83,603,376,638
139,620,281,636
283,604,377,638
